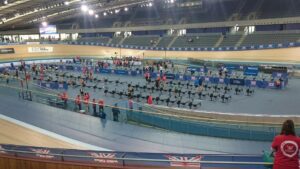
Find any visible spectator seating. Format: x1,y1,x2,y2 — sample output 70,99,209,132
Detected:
122,35,160,46
110,37,123,45
171,34,221,48
219,34,243,47
77,37,110,44
241,32,300,46
156,36,175,47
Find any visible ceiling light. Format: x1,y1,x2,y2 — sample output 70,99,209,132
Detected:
149,2,152,7
95,14,99,18
81,5,88,12
3,0,8,5
88,9,94,15
124,7,128,11
41,21,48,27
64,1,70,5
103,12,107,16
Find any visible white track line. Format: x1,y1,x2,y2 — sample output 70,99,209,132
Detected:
0,114,111,151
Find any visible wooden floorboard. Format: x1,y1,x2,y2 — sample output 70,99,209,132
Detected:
0,118,85,150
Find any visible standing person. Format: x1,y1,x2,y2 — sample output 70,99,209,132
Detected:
75,95,81,111
92,98,97,116
271,120,300,169
112,103,120,122
83,93,89,113
147,95,153,105
128,98,133,110
98,99,104,116
62,92,68,108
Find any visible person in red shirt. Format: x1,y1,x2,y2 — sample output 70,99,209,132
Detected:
60,92,68,108
271,120,300,169
83,93,89,113
75,95,81,111
147,95,153,105
162,74,167,82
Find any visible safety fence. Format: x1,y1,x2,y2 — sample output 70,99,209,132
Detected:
1,40,299,51
0,144,272,169
0,76,293,142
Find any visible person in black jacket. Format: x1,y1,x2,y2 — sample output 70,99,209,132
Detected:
112,103,120,122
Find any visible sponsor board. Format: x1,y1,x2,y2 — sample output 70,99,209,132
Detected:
28,47,53,53
0,48,15,54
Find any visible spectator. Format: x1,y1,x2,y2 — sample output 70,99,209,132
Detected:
98,99,104,117
92,99,97,116
271,120,300,169
75,95,81,111
112,103,120,122
147,95,153,105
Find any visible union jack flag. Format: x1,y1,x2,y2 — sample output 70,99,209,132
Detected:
31,148,54,159
0,145,6,154
90,153,118,164
165,155,202,168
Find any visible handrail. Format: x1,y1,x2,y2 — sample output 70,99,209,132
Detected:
0,147,273,166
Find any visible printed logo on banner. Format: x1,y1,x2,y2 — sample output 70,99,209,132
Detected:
46,83,50,88
128,71,131,75
0,146,7,154
251,81,256,86
191,76,195,80
111,70,114,73
277,73,282,77
219,78,224,83
165,155,202,168
90,153,118,164
31,149,54,159
59,83,63,88
205,77,209,81
179,75,183,79
269,82,274,87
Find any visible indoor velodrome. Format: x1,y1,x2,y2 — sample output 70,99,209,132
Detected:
0,0,300,169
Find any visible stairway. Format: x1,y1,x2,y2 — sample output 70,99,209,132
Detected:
235,34,247,47
154,37,162,47
214,35,224,48
167,36,178,48
118,37,127,45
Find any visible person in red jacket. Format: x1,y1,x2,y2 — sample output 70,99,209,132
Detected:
271,120,300,169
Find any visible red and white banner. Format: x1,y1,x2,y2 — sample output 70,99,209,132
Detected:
165,155,202,168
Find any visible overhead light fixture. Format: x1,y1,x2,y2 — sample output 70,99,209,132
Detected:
41,21,48,27
149,2,153,7
81,5,88,12
64,1,70,5
88,9,94,15
103,12,107,16
124,7,128,11
95,14,99,18
3,0,8,5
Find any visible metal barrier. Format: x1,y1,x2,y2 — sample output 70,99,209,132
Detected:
0,81,287,141
0,144,272,169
